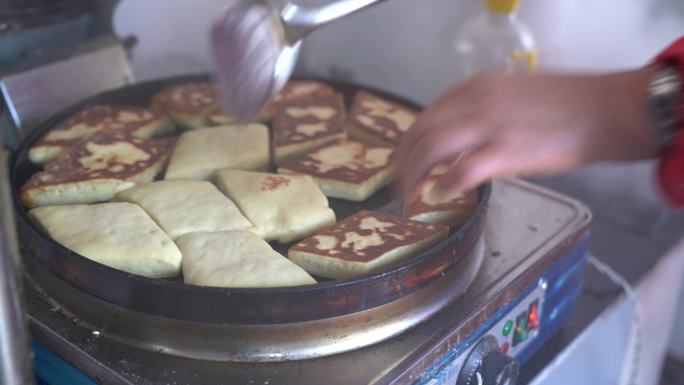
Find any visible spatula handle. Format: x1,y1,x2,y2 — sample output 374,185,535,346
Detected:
281,0,390,41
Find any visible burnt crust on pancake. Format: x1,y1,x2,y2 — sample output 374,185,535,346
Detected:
273,93,346,147
260,80,337,121
278,140,393,184
22,132,174,195
348,91,418,146
208,111,239,126
150,82,220,128
28,105,173,164
403,164,478,226
289,210,448,263
272,93,347,165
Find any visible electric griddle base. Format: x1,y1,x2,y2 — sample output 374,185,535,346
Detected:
26,178,591,385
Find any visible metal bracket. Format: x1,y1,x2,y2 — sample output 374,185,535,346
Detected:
0,38,134,149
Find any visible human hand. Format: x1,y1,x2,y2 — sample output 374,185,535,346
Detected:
396,66,661,197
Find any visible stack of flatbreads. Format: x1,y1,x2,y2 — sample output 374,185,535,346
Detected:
22,79,465,287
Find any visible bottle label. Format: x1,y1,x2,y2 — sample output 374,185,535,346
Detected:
507,49,538,73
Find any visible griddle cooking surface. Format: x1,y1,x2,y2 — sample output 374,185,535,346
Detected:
11,75,489,325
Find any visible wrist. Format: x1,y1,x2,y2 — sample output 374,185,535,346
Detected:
597,65,661,161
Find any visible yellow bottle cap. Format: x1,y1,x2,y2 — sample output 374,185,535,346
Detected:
486,0,519,13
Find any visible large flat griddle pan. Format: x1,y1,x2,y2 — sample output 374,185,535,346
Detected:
11,75,491,325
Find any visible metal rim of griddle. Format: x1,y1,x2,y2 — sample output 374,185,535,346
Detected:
11,74,491,325
24,235,486,362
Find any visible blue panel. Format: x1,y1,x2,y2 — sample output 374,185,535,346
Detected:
33,341,98,385
516,240,588,362
415,236,590,384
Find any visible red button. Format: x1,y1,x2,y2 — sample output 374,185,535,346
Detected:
501,342,510,354
528,302,540,330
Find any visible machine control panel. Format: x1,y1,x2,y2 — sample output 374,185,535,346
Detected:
421,281,546,385
493,294,543,357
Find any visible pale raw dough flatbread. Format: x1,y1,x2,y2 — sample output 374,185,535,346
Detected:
289,210,448,279
178,230,316,288
165,124,269,180
114,180,254,240
28,202,181,278
214,169,335,243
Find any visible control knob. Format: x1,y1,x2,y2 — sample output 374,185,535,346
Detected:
457,335,518,385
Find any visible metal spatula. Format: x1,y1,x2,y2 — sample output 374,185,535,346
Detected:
210,0,389,121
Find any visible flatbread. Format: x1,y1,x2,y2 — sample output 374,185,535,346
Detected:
273,93,347,165
214,169,335,243
164,124,269,180
178,230,316,288
150,82,220,129
114,180,255,240
348,91,418,147
207,111,240,126
259,80,337,121
29,105,174,165
278,140,395,201
403,163,478,227
20,132,175,208
288,210,448,279
29,202,182,278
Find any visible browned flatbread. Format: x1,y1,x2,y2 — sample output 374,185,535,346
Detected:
403,164,478,227
208,80,337,124
278,140,394,201
259,80,336,121
207,111,240,126
150,82,220,129
348,91,418,147
21,131,175,208
28,105,174,165
288,210,448,279
273,93,347,165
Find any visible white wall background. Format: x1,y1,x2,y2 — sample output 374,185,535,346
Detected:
115,0,684,103
114,0,684,361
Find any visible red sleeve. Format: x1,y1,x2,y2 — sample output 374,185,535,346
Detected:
655,37,684,208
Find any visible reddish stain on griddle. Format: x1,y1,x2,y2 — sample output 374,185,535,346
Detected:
491,251,502,257
260,175,291,191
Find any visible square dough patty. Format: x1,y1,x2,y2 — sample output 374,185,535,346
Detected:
165,124,269,180
29,202,182,278
178,230,316,288
114,180,255,240
214,169,335,243
288,210,448,279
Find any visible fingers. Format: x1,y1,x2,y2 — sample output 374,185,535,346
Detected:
398,119,481,195
432,144,506,196
395,85,474,165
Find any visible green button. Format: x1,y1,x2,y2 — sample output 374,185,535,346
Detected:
502,320,513,336
514,328,528,346
513,312,529,347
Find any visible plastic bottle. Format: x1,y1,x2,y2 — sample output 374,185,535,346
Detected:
452,0,537,81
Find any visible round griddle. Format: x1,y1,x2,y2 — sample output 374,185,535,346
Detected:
11,75,490,360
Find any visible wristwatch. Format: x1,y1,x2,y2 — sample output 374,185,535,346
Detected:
653,37,684,207
647,65,683,150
